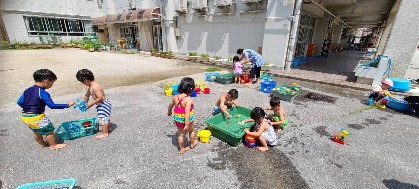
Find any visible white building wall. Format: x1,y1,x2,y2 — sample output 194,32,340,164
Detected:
102,0,160,15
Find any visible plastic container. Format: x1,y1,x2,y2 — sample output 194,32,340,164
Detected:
388,78,410,92
244,133,257,147
272,85,301,102
206,72,219,82
260,81,277,93
172,84,179,95
240,74,251,84
165,88,173,96
216,73,235,84
205,107,253,146
204,88,210,94
197,130,211,143
195,88,201,94
385,97,413,112
16,178,76,189
191,90,197,97
56,118,97,140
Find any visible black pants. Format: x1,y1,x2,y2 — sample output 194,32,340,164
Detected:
250,66,261,79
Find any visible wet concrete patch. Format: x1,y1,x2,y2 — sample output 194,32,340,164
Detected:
364,119,381,125
348,124,365,130
314,126,333,137
0,129,7,136
329,160,343,169
208,147,309,189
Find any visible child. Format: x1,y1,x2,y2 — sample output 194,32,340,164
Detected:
76,69,112,139
167,77,198,154
233,55,242,84
17,69,74,150
244,107,277,151
265,97,287,133
213,89,239,119
369,79,393,105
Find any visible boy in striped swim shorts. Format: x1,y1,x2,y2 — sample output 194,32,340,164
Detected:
76,69,112,139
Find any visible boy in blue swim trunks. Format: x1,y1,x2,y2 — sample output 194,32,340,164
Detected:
213,89,239,119
76,69,112,139
17,69,74,150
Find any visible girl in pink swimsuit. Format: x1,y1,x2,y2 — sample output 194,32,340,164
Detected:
167,77,198,154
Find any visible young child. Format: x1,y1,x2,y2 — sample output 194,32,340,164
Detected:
244,107,277,151
76,69,112,139
17,69,74,150
369,78,393,105
213,89,239,119
265,97,287,133
233,55,242,84
167,77,198,154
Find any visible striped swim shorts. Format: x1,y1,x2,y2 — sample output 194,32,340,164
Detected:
96,99,112,126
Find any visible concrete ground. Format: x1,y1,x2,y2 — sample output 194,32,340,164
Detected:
1,49,419,189
405,49,419,80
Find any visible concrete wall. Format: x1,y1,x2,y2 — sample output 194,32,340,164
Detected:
0,0,102,17
172,0,269,58
376,0,399,55
102,0,160,15
312,15,331,55
381,0,419,77
332,24,343,44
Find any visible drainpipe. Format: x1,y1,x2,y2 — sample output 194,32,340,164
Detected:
284,0,302,71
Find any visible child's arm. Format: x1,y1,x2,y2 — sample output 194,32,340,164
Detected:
167,97,175,116
230,100,239,108
244,122,267,137
40,90,73,109
245,119,255,122
17,94,24,108
86,85,103,109
183,98,192,131
83,89,90,103
265,106,272,110
220,96,230,118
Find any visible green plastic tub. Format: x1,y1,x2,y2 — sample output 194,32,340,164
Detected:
56,118,97,140
216,73,235,84
205,107,253,146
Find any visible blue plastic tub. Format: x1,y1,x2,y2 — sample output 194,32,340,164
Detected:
292,58,302,68
191,90,197,97
385,97,413,112
56,118,97,140
260,81,277,93
388,78,410,92
16,178,76,189
205,72,219,82
172,84,179,95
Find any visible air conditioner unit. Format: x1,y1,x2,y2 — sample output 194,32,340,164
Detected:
215,0,233,6
192,0,208,10
242,0,261,3
175,0,188,13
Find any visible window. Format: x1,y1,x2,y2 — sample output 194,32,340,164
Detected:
24,16,94,36
296,13,316,57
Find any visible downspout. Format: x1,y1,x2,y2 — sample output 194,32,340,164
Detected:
284,0,302,71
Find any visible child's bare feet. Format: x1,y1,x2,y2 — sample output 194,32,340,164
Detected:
96,133,109,139
257,146,269,151
179,146,190,154
38,142,49,148
190,140,198,149
49,143,67,150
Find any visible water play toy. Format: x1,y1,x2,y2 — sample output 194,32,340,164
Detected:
16,178,77,189
74,99,87,112
204,88,210,94
244,133,257,147
333,128,351,145
197,130,211,143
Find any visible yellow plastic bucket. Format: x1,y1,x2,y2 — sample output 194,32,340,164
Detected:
197,130,211,143
165,88,173,96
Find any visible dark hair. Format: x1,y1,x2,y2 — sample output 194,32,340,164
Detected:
250,107,266,121
233,55,240,63
228,89,238,99
76,69,95,82
237,48,244,55
33,69,57,82
178,77,195,94
270,97,281,107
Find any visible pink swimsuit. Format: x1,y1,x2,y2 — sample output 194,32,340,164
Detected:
173,95,195,128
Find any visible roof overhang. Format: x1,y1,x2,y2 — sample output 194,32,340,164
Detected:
92,7,160,25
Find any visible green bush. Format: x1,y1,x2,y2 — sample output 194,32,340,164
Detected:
213,56,222,60
188,52,198,56
200,53,209,58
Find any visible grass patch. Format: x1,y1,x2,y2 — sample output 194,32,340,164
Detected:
205,67,222,72
348,106,376,115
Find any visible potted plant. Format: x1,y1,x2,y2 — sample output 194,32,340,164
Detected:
155,51,161,57
150,49,157,56
188,52,199,61
211,56,223,65
167,51,174,59
199,53,210,62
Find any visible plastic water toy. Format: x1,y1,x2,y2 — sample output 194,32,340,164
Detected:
165,88,173,96
204,88,210,94
163,82,177,90
244,133,257,147
261,72,273,81
195,88,201,94
16,178,77,189
236,114,242,118
384,91,394,98
74,99,87,112
333,129,351,145
272,84,301,95
197,130,211,143
68,122,80,131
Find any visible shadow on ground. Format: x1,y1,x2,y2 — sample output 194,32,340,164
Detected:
383,179,419,189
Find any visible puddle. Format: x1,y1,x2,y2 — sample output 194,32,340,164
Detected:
347,124,365,130
207,147,309,189
364,119,381,125
313,126,333,137
303,92,337,104
329,160,343,169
